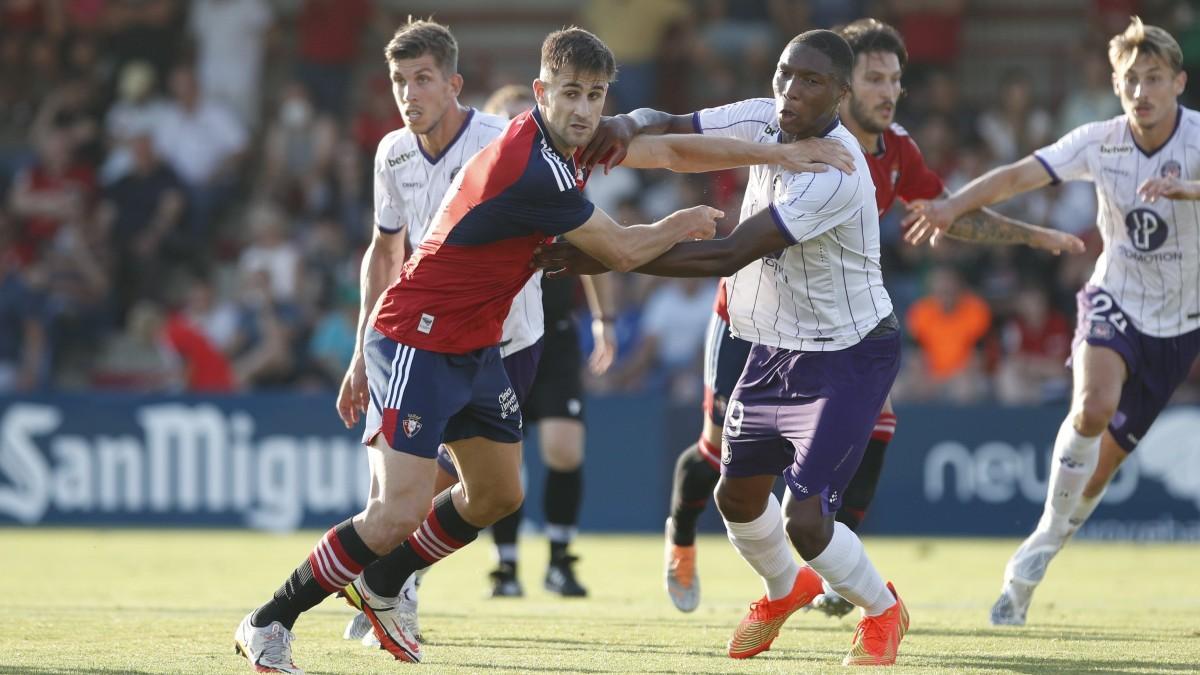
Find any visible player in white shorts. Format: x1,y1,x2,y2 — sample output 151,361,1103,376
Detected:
904,17,1200,626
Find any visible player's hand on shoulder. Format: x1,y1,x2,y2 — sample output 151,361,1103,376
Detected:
336,355,368,429
533,242,611,276
666,205,723,240
902,198,955,246
1138,176,1200,202
581,115,638,174
775,137,855,175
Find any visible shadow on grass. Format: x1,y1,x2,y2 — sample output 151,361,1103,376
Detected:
0,662,159,667
918,653,1197,674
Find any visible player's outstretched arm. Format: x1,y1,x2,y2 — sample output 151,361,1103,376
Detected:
561,204,722,273
908,188,1086,254
337,227,406,428
621,134,855,175
540,206,789,279
902,155,1054,245
579,109,693,171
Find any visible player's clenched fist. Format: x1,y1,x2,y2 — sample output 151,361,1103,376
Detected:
667,205,724,240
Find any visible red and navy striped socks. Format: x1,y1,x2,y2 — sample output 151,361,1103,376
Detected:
362,487,482,598
252,519,377,630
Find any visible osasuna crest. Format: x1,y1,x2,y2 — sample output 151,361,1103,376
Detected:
402,414,422,438
1161,160,1182,179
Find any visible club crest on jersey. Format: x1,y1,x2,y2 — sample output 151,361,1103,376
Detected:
1125,208,1168,251
1161,160,1182,178
401,414,422,438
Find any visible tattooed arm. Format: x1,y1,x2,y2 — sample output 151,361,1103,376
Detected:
933,190,1085,254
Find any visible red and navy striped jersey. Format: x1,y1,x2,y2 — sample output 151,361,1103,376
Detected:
373,107,595,354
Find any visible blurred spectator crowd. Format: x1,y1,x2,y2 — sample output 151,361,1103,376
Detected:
2,0,1199,408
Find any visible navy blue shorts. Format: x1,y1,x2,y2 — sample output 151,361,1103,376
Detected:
702,313,754,427
436,339,544,474
722,321,901,513
1071,286,1200,452
362,328,524,458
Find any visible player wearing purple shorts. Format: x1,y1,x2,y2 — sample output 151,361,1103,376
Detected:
540,30,910,667
906,17,1200,627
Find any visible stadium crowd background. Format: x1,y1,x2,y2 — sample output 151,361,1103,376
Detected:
2,0,1199,410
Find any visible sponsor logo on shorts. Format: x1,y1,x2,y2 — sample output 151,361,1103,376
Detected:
498,388,519,419
567,398,582,417
828,490,838,504
721,439,732,465
1100,144,1134,155
1160,160,1182,178
418,313,435,334
1088,321,1115,340
401,414,422,438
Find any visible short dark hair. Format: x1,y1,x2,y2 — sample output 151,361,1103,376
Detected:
540,27,617,80
385,18,458,74
788,29,854,85
838,18,908,70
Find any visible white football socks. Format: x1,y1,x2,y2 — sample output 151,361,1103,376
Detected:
723,495,801,601
806,522,894,616
1037,419,1102,538
1005,420,1102,589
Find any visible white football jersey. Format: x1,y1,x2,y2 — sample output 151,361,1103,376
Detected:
693,98,892,351
1035,106,1200,337
374,109,544,356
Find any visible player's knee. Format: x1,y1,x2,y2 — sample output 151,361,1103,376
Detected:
468,484,525,525
1072,391,1118,436
542,443,583,471
783,510,831,560
714,483,759,523
359,500,423,551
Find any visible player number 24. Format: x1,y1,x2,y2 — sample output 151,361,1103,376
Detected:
1088,293,1129,333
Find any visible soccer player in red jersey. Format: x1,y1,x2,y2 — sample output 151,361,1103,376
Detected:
235,25,857,672
580,18,1085,618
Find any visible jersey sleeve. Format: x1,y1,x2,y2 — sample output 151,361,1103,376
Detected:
895,136,945,202
492,178,596,238
691,98,775,142
373,136,406,234
1033,123,1097,184
768,166,865,244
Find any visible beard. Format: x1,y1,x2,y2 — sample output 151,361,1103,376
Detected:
849,95,890,134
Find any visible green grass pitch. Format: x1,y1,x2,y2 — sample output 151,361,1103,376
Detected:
1,529,1197,673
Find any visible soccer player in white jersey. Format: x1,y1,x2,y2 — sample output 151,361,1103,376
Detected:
539,30,910,667
904,17,1200,627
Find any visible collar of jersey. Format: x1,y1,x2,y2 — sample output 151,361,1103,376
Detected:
418,107,476,165
778,114,841,144
1129,104,1182,159
531,106,575,164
